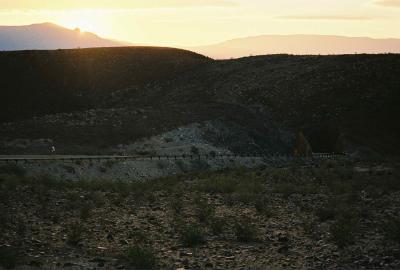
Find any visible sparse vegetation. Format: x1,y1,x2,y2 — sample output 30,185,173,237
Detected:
126,245,158,270
209,217,226,235
315,201,337,222
190,146,200,155
234,219,258,243
1,162,400,268
254,197,274,217
79,203,92,220
0,246,18,269
170,197,184,214
0,164,26,177
67,222,84,246
128,229,149,244
190,159,210,171
384,217,400,244
330,217,359,248
180,224,206,247
195,198,215,223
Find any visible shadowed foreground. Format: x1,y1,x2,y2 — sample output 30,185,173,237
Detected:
1,160,400,269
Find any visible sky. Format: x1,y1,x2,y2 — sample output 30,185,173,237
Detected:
0,0,399,46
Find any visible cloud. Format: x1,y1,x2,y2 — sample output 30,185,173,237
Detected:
278,15,373,21
0,0,237,10
374,0,400,7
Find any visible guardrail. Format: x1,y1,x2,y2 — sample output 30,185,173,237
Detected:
0,153,346,164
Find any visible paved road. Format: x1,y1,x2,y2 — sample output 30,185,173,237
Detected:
0,154,266,162
0,153,342,163
0,155,163,161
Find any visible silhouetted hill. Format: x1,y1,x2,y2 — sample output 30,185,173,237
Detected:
189,35,400,59
1,47,399,155
139,54,400,153
0,47,210,121
0,23,128,51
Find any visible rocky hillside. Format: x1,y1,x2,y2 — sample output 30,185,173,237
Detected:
1,48,399,155
0,47,209,122
118,54,400,154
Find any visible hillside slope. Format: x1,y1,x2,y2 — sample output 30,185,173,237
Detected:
113,54,400,154
0,47,209,122
0,23,127,51
1,48,399,155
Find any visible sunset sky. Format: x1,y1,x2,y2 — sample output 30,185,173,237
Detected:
0,0,399,46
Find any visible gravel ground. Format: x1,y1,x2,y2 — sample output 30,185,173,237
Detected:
1,161,400,269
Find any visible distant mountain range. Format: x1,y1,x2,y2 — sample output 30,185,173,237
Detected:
0,22,129,51
188,35,400,59
1,23,400,58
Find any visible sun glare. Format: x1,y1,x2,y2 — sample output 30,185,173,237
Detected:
56,10,106,36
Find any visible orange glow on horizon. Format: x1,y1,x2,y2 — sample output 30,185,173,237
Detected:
0,0,399,47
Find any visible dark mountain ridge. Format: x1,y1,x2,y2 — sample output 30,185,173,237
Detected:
1,47,399,155
0,47,209,121
0,23,127,51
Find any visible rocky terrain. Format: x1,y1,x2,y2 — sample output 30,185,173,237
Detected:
1,49,399,156
1,47,400,270
1,160,400,269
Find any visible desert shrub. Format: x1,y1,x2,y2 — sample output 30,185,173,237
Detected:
180,224,206,247
254,197,274,217
135,150,154,156
75,160,84,166
37,175,62,189
88,191,106,207
67,222,84,246
146,193,157,204
0,164,26,177
79,203,92,220
0,246,18,269
128,229,149,244
190,159,210,171
273,182,297,198
209,151,217,158
62,165,76,174
316,204,337,222
0,174,20,190
268,168,293,182
170,197,183,214
302,218,318,235
164,137,173,143
210,217,226,235
111,194,125,206
384,217,400,243
328,180,353,195
234,219,258,242
64,192,82,209
175,160,189,173
330,217,358,248
195,199,215,223
234,191,259,204
156,161,167,170
0,207,9,232
317,199,360,222
190,146,200,155
197,173,263,197
323,160,338,169
103,160,117,168
335,167,354,180
126,245,158,270
197,176,236,194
